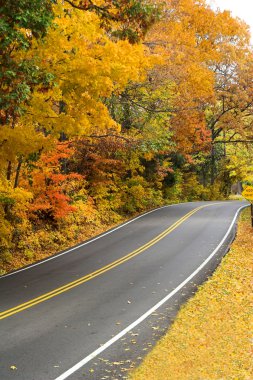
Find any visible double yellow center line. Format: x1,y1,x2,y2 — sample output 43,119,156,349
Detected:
0,204,210,320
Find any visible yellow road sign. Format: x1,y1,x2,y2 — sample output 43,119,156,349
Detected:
242,186,253,201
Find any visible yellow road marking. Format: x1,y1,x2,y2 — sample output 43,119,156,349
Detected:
0,204,213,320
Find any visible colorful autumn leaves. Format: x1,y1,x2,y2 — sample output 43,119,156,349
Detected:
0,0,252,271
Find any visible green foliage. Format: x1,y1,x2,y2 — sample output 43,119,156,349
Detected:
0,0,54,122
0,0,54,50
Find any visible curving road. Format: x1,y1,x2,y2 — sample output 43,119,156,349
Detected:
0,201,248,380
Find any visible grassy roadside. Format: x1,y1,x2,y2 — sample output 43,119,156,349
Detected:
130,207,252,380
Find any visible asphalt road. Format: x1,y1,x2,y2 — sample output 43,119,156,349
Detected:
0,201,248,380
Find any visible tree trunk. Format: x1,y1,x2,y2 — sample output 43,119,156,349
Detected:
210,145,215,185
14,159,22,188
210,126,216,185
6,161,12,181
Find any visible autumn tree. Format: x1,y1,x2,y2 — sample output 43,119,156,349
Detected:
22,143,82,222
0,0,55,185
69,132,166,218
0,1,156,262
205,55,253,185
143,0,252,191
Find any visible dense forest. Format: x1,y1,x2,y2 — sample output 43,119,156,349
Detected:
0,0,252,273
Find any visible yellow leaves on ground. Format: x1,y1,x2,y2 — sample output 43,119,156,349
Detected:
130,208,252,380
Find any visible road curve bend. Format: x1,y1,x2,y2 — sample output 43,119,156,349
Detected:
0,201,249,380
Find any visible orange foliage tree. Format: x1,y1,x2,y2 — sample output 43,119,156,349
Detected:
22,143,82,222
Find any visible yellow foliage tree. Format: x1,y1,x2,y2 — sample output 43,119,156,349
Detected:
22,4,153,138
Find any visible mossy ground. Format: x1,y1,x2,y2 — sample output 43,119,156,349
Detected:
130,207,252,380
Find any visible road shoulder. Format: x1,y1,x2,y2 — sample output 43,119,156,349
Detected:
130,208,252,380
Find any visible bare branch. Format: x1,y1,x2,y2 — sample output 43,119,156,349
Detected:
213,140,253,144
86,134,132,142
64,0,116,20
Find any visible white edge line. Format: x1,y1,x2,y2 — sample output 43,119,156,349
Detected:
1,205,171,278
0,201,205,279
54,204,248,380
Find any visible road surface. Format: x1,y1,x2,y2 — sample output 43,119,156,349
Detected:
0,201,248,380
